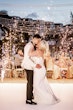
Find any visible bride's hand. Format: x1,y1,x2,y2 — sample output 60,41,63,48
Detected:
36,64,42,68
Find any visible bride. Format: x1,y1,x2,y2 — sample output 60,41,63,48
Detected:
29,40,60,105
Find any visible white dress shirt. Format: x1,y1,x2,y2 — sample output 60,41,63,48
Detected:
21,42,36,70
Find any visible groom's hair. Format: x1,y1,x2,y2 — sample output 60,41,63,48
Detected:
33,34,41,39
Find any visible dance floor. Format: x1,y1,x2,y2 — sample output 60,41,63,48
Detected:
0,78,73,110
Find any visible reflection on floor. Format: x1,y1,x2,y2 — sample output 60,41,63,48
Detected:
0,77,73,83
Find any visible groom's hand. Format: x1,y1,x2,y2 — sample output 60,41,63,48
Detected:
36,64,42,68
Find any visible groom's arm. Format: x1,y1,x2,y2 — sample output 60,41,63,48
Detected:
28,46,37,57
28,46,42,68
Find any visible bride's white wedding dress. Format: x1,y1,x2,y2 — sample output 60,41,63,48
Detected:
31,56,60,105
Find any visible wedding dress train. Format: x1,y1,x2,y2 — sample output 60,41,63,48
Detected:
32,57,60,105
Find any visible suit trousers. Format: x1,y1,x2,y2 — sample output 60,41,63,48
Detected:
25,69,33,101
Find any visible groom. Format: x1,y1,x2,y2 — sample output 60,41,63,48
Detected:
22,34,42,105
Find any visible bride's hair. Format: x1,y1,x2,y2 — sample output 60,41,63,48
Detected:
39,40,49,53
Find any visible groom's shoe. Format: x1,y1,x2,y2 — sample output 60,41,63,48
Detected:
26,100,37,105
31,100,37,105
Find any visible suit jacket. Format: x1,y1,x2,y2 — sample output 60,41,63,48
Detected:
21,42,36,70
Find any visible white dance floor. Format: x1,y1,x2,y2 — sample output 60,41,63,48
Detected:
0,82,73,110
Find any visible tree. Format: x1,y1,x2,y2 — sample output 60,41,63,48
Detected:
0,10,8,15
0,10,11,19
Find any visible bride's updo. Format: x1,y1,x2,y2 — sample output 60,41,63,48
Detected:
39,40,49,53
